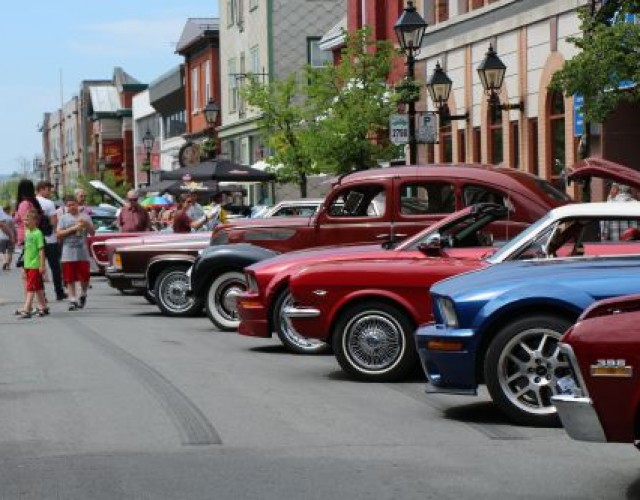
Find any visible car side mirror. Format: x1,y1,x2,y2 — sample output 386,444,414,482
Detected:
417,233,443,256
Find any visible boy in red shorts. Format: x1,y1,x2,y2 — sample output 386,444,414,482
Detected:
16,210,48,318
57,195,95,310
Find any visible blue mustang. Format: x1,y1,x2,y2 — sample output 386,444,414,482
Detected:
416,256,640,426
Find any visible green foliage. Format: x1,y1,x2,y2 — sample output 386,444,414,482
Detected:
75,171,132,206
242,26,402,191
305,26,400,173
395,77,421,104
550,0,640,123
0,177,20,209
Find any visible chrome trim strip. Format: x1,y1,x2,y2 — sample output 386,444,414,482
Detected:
558,342,589,397
283,305,321,319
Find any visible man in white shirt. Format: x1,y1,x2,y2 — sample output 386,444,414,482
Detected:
36,180,66,300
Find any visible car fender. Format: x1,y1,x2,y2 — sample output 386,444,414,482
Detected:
326,288,421,335
146,254,198,290
191,244,279,297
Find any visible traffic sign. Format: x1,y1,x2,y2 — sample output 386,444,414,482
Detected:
417,112,438,144
390,114,409,145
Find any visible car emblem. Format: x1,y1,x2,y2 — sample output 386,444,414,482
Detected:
590,359,633,378
313,290,327,297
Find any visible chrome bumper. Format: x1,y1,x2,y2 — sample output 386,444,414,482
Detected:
552,395,607,442
283,305,321,319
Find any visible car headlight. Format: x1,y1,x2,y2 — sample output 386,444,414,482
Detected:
245,271,258,293
112,252,122,270
437,297,458,328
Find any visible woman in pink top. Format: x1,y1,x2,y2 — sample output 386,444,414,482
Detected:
14,179,43,246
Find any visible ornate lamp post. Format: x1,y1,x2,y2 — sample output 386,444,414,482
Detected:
52,165,61,199
142,129,155,185
477,44,523,114
97,159,106,181
426,62,468,122
203,98,220,159
394,0,428,165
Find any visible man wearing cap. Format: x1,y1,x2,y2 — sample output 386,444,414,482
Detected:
118,190,150,232
36,180,66,300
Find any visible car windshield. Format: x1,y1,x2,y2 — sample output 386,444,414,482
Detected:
486,212,553,263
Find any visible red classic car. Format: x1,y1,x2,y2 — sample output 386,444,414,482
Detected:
238,204,509,355
553,294,640,447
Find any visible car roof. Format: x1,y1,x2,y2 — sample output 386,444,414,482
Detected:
549,202,640,218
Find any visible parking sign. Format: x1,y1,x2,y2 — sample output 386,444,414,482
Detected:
417,112,438,144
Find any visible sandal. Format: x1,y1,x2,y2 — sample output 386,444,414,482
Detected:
35,309,48,317
17,311,32,319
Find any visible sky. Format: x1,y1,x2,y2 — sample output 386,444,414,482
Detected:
0,0,219,176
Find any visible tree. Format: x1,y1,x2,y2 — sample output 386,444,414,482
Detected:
242,73,318,197
551,0,640,123
242,27,402,196
305,26,401,173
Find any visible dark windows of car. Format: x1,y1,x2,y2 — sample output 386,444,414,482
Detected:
463,185,511,211
399,182,455,215
327,185,385,217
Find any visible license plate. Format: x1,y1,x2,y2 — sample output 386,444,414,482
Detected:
131,280,147,287
556,375,578,396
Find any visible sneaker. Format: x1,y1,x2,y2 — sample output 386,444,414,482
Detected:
68,302,79,311
78,296,87,309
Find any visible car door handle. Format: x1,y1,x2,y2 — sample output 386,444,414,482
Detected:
376,233,407,239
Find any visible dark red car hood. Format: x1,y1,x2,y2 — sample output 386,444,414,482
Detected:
569,157,640,189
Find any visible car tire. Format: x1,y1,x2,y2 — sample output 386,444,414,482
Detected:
143,290,156,305
205,271,246,331
272,289,330,355
332,301,417,382
154,266,202,317
484,314,572,427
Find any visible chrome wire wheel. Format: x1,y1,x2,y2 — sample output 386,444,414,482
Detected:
494,326,571,421
159,271,193,314
206,271,245,331
274,291,329,354
343,311,404,373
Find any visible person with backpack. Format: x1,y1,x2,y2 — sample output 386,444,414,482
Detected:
36,180,66,300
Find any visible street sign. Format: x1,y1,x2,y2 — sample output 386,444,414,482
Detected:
390,114,409,145
573,94,584,138
417,112,438,144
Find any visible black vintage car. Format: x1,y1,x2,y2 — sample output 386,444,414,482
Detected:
189,244,279,330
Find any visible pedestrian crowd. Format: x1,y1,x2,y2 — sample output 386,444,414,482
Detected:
1,179,230,319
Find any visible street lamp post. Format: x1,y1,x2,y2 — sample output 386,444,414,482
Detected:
142,129,155,186
203,98,220,158
394,1,427,165
98,159,105,181
52,165,61,200
477,44,524,115
426,62,469,122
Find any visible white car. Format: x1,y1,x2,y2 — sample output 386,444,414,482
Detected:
253,199,324,218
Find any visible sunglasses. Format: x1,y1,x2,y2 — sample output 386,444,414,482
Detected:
128,198,139,201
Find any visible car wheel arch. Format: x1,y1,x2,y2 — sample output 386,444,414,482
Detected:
474,302,580,384
330,293,418,343
147,259,194,291
266,279,291,336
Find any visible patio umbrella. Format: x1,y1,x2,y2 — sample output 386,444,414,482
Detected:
140,195,173,209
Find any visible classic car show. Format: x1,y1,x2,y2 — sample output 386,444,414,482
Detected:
5,1,640,496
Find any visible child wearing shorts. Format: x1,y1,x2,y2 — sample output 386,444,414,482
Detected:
16,210,48,318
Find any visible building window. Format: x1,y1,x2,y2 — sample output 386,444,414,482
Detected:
204,60,211,103
440,122,453,162
308,38,333,67
436,0,449,23
488,106,503,165
250,46,260,75
426,144,435,163
510,121,519,168
549,91,566,183
472,127,481,163
163,110,187,139
191,67,199,112
228,58,237,113
458,129,466,162
227,0,235,26
470,0,485,9
529,118,539,175
240,136,251,165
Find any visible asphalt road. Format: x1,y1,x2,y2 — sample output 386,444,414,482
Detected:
0,267,639,499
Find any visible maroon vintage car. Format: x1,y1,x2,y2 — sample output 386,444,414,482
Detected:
106,233,210,316
553,294,640,448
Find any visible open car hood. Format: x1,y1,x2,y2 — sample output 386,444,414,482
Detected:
568,157,640,190
89,180,125,207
